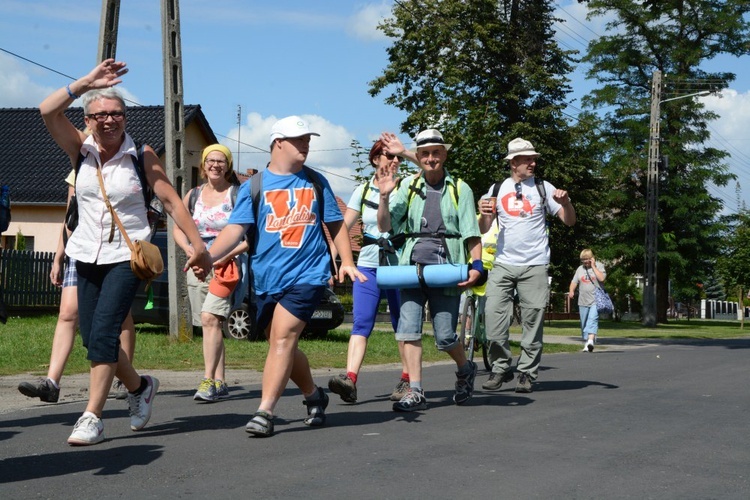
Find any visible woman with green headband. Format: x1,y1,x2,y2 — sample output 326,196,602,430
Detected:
174,143,248,402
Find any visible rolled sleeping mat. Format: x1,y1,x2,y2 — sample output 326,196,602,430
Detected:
376,264,469,289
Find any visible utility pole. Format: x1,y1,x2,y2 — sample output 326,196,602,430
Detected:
236,105,241,173
643,71,662,327
643,73,717,327
97,0,120,62
161,0,192,340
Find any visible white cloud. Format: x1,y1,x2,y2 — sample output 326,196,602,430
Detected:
227,112,361,201
0,53,53,108
702,89,750,211
346,2,393,42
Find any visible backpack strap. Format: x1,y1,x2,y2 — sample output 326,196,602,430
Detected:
400,174,463,262
360,181,381,212
301,166,337,276
188,184,203,215
491,180,502,199
302,165,326,222
132,143,151,209
535,177,548,219
189,183,237,217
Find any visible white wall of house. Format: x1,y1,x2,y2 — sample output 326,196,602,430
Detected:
1,205,66,252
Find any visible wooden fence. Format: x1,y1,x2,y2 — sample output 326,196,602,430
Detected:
0,249,60,313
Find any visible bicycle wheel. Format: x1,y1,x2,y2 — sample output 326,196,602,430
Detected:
459,294,476,362
475,308,492,371
481,338,491,371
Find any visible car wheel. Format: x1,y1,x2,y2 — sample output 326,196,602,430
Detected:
222,303,258,341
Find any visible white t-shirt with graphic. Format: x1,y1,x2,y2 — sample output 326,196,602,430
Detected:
485,177,561,266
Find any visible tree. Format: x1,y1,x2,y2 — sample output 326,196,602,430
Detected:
370,0,602,286
14,229,25,251
702,275,725,301
580,0,750,323
716,210,750,328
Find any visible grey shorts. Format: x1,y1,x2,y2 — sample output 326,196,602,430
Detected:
187,268,231,326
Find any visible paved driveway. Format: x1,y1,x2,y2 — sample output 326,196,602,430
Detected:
1,338,749,499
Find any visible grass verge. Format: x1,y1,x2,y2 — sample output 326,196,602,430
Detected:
0,315,746,376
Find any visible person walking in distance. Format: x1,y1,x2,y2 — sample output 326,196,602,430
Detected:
569,249,606,352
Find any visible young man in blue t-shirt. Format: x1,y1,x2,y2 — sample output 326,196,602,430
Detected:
198,116,365,437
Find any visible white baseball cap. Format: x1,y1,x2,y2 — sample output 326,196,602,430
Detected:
269,115,320,147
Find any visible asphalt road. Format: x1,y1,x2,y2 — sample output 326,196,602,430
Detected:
1,338,749,499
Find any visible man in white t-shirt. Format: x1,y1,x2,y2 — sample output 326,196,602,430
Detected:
478,138,576,393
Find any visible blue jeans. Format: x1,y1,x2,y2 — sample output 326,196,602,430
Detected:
352,266,400,337
396,287,461,352
76,260,140,363
579,305,599,339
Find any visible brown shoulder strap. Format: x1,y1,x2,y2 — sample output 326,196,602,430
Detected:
96,167,134,250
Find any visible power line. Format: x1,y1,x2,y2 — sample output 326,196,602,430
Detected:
554,2,602,39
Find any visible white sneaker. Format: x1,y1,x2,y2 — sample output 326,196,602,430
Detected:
128,375,159,431
67,412,104,446
582,345,589,352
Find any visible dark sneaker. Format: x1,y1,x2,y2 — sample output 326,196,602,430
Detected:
390,379,410,401
215,380,230,399
193,378,218,402
110,380,128,400
515,373,533,393
245,411,274,437
453,360,478,405
481,371,514,391
18,378,60,403
328,373,357,403
393,389,427,412
128,375,159,431
67,412,104,446
586,342,594,352
303,387,329,426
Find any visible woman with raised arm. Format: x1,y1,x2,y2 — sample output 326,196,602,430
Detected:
40,59,211,446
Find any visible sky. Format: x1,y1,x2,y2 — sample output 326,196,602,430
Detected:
1,0,750,211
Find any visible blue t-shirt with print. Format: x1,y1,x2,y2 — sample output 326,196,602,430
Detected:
228,168,342,295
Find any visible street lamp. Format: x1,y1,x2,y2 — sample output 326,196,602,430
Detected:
642,71,715,327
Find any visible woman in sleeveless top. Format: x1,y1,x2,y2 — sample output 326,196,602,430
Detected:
174,144,248,402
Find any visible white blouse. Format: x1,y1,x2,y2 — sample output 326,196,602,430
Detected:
65,134,151,265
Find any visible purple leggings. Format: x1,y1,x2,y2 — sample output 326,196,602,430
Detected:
352,266,400,338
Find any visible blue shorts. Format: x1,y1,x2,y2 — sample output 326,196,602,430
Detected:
256,285,326,332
